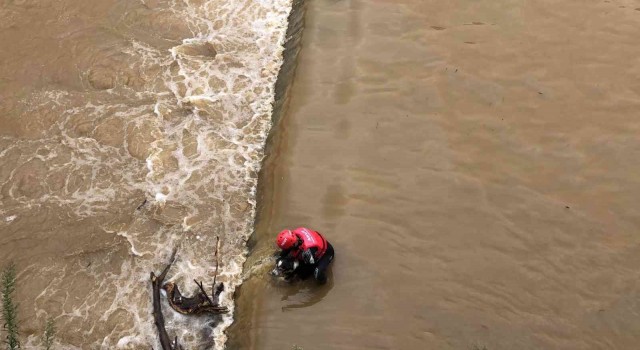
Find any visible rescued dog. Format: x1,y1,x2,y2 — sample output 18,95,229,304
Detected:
270,256,299,281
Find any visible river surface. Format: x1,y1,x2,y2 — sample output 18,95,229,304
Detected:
2,0,640,349
230,0,640,349
0,0,292,348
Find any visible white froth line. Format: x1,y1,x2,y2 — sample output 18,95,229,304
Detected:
155,192,168,203
116,335,142,348
5,215,17,223
117,231,143,257
182,216,193,231
146,157,155,175
153,102,162,118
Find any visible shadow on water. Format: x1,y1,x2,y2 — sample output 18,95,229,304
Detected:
278,269,335,312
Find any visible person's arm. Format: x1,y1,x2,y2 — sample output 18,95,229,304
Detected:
301,247,319,264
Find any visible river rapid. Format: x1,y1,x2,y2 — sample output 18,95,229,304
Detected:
0,0,293,348
3,0,640,349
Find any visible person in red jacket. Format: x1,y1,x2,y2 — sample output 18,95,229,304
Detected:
274,227,334,284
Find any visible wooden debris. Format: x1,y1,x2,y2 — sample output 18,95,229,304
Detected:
150,237,227,349
161,237,228,315
150,248,179,350
162,281,228,315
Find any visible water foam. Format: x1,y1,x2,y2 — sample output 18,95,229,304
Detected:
6,0,293,348
121,0,294,348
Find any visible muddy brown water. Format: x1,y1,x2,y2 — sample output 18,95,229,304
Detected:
2,0,640,349
230,0,640,349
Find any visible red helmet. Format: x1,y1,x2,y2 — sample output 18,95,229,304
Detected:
276,229,296,250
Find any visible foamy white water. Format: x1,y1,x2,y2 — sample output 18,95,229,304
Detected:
135,0,294,348
1,0,293,348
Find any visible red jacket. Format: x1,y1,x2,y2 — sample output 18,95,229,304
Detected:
290,227,328,261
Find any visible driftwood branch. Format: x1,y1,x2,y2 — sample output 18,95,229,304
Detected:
195,279,215,306
161,236,228,315
212,236,220,296
173,336,183,350
162,281,228,314
150,248,179,350
150,237,228,348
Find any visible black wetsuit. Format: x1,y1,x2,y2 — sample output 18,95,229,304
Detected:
279,242,335,284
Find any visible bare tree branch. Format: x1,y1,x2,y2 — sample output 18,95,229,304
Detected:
151,248,179,350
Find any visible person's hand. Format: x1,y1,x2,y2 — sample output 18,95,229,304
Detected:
302,249,315,264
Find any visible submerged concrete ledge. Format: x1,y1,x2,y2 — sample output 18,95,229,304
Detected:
226,0,307,347
272,0,307,125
